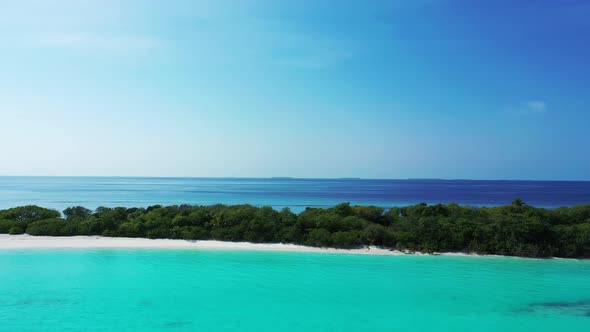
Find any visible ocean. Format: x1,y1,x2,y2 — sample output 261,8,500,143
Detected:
1,250,589,331
1,176,589,213
2,177,590,331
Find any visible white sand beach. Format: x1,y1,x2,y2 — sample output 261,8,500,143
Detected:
0,234,410,255
0,234,481,257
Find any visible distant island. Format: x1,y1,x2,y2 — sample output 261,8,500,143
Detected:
1,200,589,258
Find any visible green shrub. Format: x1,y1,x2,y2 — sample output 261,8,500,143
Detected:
0,219,18,233
8,226,24,235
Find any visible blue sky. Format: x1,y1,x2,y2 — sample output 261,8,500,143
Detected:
0,0,589,180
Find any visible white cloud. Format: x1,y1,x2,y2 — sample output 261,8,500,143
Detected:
519,100,547,114
37,32,165,52
0,1,165,54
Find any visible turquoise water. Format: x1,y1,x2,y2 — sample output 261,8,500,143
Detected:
1,250,589,331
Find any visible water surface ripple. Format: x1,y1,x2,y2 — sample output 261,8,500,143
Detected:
1,177,589,212
1,250,589,331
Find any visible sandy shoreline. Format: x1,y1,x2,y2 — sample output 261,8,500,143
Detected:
0,234,483,256
0,234,400,255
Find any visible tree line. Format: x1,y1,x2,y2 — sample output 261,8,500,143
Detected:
1,199,589,258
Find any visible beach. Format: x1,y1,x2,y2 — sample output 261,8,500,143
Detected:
0,234,406,255
0,234,483,256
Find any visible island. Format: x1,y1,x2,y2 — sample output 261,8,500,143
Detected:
1,199,589,258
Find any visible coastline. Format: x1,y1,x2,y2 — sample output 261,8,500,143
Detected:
0,234,477,257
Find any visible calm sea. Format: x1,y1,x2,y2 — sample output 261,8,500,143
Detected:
2,178,590,331
0,176,589,213
1,250,589,332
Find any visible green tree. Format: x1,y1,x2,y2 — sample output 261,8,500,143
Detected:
63,206,92,220
0,206,60,222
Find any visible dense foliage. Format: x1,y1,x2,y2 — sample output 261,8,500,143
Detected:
1,200,590,258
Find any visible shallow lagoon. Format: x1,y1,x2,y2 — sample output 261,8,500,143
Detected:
1,250,589,331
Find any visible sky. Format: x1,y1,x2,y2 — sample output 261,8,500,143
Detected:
0,0,589,180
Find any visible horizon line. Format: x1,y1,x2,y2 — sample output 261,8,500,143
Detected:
0,175,588,182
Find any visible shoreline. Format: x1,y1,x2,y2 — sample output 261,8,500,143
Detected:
0,234,480,257
1,235,583,260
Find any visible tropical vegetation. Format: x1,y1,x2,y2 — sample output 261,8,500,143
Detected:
1,199,589,258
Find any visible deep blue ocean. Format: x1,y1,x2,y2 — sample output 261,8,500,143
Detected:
0,176,589,212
